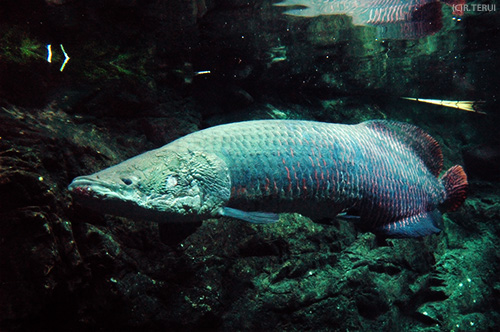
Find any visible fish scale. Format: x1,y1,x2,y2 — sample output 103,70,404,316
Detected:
69,119,468,238
172,120,439,227
274,0,465,39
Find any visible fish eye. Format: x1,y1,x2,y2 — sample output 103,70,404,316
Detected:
121,178,133,185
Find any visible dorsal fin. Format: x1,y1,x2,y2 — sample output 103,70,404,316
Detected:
362,120,443,177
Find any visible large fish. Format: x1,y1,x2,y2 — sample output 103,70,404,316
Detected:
68,120,468,238
274,0,466,39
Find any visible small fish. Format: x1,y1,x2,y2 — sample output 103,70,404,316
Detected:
401,97,486,114
68,120,468,238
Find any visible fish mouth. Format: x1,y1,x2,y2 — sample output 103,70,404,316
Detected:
68,176,199,222
68,176,148,220
68,176,124,201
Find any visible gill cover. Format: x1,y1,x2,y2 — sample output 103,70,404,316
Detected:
144,148,231,220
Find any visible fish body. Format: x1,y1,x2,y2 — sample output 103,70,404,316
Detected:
69,120,467,238
274,0,464,19
274,0,466,39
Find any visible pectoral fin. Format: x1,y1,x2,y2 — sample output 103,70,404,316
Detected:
220,207,280,224
335,212,361,222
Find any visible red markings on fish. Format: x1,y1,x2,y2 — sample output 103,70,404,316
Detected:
284,166,292,193
234,186,247,197
314,170,320,192
275,0,464,39
264,177,270,192
292,165,299,190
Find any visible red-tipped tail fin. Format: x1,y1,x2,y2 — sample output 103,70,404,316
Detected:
441,165,468,211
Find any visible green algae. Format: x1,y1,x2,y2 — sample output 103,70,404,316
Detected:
0,26,45,64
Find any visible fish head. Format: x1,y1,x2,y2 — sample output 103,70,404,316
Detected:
68,148,231,222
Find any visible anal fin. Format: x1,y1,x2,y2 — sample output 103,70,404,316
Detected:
220,207,279,224
377,210,442,238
